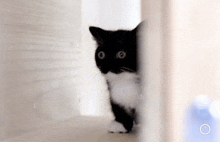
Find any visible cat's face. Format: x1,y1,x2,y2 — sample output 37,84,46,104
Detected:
89,25,140,74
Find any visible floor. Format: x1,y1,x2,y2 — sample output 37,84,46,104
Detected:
2,116,139,142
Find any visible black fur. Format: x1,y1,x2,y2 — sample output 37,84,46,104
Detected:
89,23,142,133
107,80,136,132
89,26,138,74
110,99,134,132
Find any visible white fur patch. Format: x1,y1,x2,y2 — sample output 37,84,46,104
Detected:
104,72,140,112
108,120,127,133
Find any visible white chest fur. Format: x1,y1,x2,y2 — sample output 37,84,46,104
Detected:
104,72,140,110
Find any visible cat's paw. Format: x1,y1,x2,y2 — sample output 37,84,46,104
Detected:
108,120,127,133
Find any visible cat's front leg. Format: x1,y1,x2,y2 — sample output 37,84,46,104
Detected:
108,117,133,133
108,120,128,133
109,101,134,133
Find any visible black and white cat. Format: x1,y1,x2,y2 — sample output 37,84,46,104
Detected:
89,23,142,133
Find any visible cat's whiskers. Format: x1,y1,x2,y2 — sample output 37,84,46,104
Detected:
120,67,134,72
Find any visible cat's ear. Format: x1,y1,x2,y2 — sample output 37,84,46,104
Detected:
89,26,108,45
132,21,146,33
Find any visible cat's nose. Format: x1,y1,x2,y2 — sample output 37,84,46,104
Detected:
102,70,109,74
100,67,110,74
110,68,123,74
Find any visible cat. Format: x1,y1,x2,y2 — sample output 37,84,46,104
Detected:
89,22,142,133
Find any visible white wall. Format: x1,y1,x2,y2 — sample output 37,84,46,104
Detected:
0,1,142,139
171,0,220,141
0,0,81,139
141,0,220,142
0,0,142,139
139,0,166,141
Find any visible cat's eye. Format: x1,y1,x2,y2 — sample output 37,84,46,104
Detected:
116,51,126,59
98,51,105,59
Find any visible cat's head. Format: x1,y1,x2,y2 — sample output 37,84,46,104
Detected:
89,23,142,74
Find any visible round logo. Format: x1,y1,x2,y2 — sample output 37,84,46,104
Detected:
200,124,211,135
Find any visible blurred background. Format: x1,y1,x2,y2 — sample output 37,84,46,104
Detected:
1,0,220,142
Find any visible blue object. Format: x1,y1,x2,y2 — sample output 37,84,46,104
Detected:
184,97,219,142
